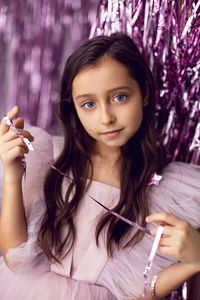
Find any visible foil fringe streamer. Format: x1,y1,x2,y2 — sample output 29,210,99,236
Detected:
0,0,98,134
90,0,200,165
0,2,198,299
3,116,34,176
0,0,199,163
3,116,34,152
49,163,164,300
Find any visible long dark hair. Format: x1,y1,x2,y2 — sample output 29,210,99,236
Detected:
37,32,170,264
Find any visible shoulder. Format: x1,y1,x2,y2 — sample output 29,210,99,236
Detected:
148,161,200,228
163,161,200,178
160,161,200,193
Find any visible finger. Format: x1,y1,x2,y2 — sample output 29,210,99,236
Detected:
7,145,29,161
157,243,184,260
146,212,186,227
0,106,19,135
14,117,24,129
151,225,177,237
6,105,19,121
17,128,34,142
4,137,29,153
158,233,178,245
157,245,174,256
1,128,34,143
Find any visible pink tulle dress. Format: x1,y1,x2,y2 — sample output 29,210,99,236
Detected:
0,126,200,300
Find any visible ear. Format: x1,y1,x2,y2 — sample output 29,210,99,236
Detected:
143,81,149,107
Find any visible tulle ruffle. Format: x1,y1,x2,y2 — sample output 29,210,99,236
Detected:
0,255,116,300
0,126,199,300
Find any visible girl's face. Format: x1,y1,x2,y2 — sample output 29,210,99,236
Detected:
72,57,146,155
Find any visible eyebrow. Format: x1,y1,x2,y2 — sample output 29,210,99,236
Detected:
75,86,132,101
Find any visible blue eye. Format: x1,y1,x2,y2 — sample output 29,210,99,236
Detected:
82,101,95,109
114,94,127,102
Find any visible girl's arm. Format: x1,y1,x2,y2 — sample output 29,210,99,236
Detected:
135,261,199,300
0,175,27,266
145,212,200,298
153,261,200,298
0,106,34,266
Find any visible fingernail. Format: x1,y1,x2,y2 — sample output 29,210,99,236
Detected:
146,217,150,222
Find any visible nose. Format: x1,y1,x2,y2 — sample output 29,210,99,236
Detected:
101,105,116,125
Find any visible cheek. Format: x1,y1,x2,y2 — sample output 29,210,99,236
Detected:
74,105,99,137
77,113,95,134
74,107,87,128
126,104,143,127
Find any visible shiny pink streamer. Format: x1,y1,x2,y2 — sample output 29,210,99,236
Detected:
1,117,167,300
143,225,164,300
2,116,34,175
49,163,164,300
3,116,34,151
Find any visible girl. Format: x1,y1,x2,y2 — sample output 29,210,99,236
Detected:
0,32,200,300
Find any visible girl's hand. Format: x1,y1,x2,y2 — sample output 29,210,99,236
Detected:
0,106,34,182
146,212,200,272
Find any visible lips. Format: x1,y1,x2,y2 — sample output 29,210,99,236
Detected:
102,128,123,134
101,128,123,138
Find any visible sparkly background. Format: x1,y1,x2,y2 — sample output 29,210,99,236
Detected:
0,1,199,298
0,0,199,164
91,0,200,165
0,0,98,131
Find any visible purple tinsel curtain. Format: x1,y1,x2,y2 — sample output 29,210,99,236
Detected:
0,1,199,299
0,0,98,133
90,0,200,165
0,0,199,163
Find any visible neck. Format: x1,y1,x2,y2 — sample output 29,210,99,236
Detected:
89,148,122,188
92,144,122,165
